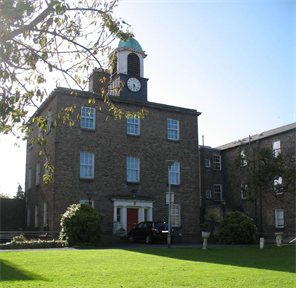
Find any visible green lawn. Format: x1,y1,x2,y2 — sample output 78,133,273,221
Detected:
0,245,295,287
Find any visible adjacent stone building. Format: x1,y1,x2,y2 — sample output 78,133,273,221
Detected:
200,123,296,241
25,38,202,240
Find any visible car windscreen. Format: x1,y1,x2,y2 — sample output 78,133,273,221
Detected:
154,222,168,229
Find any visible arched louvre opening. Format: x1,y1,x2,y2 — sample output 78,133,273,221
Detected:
128,53,140,76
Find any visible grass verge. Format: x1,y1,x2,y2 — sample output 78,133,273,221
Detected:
0,245,295,287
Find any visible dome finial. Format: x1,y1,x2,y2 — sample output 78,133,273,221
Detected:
118,37,143,51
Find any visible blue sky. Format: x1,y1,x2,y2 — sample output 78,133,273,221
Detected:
0,0,295,197
114,0,295,146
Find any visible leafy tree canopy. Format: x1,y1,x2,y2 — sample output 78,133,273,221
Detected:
232,145,295,201
14,183,25,199
1,0,147,183
0,0,136,134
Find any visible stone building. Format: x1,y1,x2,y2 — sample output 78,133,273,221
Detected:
25,38,202,240
25,37,295,242
200,123,296,240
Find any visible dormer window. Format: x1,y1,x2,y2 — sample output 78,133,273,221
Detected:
128,53,140,76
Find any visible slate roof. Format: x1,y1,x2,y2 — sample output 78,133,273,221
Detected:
216,122,296,150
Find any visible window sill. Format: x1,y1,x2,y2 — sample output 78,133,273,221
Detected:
81,128,96,132
167,139,180,142
79,178,95,182
275,192,284,196
126,181,140,185
127,134,140,137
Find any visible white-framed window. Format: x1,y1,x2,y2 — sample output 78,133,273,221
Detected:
127,117,140,135
241,184,248,199
35,205,38,228
127,157,140,182
167,119,179,140
47,110,52,132
36,162,40,185
273,140,281,157
81,107,95,129
205,159,211,168
275,209,284,228
213,155,221,170
44,202,48,225
240,150,247,167
80,153,94,179
206,190,211,199
170,204,181,227
214,184,222,201
168,161,180,185
79,200,94,208
274,177,283,194
27,207,30,227
28,168,32,189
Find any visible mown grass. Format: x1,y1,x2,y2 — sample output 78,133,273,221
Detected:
0,245,295,287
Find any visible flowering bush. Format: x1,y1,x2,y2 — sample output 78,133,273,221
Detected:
0,239,66,249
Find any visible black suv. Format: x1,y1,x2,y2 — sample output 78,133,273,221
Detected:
128,221,174,244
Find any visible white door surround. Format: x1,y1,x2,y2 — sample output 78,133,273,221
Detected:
112,197,153,234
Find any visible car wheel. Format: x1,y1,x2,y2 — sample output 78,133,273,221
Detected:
145,235,152,244
128,235,135,243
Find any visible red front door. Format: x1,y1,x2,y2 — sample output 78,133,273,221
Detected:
127,208,138,233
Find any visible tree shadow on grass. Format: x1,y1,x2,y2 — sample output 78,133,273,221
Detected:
0,259,48,282
129,245,296,274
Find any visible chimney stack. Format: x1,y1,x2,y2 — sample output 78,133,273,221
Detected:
89,68,111,96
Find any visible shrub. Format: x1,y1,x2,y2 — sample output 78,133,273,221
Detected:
218,212,257,244
60,204,105,246
202,213,220,235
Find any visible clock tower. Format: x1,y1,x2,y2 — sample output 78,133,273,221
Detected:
109,38,148,102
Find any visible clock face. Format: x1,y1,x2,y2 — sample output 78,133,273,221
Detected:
127,77,141,92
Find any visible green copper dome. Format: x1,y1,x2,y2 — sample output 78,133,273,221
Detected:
118,38,143,51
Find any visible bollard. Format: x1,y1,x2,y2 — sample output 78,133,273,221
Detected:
275,232,283,246
260,238,265,249
202,238,208,250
